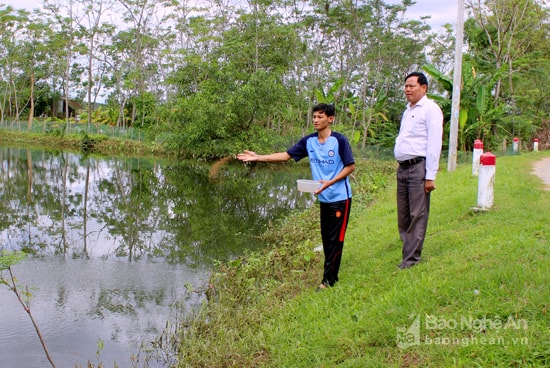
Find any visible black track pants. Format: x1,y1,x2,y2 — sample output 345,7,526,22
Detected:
320,198,352,287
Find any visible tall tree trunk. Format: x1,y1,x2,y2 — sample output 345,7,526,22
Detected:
28,71,35,131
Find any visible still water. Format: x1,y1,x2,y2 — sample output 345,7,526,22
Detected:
0,146,313,367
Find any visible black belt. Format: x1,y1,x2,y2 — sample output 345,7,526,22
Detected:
398,156,425,168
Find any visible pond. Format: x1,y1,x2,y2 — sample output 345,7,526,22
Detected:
0,146,314,367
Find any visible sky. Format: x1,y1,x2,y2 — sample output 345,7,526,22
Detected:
1,0,459,31
1,0,41,11
395,0,459,30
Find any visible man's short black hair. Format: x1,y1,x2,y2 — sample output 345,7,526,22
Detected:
405,72,428,86
312,103,336,117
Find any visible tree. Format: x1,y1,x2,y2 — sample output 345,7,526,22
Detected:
0,6,29,126
19,11,51,131
116,0,163,129
43,0,84,133
74,0,116,129
465,0,550,139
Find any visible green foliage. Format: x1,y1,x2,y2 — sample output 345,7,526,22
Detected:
43,118,67,137
160,5,309,158
0,250,26,272
423,62,509,151
129,92,158,129
350,159,395,206
314,78,345,106
462,0,550,148
423,64,453,92
81,107,117,126
80,132,108,152
357,91,392,147
165,55,297,158
315,78,361,128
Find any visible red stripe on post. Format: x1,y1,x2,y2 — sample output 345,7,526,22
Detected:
480,152,496,166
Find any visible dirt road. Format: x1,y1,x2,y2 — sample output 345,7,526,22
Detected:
533,157,550,190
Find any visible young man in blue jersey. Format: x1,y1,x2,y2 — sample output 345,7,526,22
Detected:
237,103,355,290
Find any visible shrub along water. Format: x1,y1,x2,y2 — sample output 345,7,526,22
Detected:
176,152,550,367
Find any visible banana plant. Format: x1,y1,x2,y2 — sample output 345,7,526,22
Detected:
423,62,505,150
360,90,389,148
314,77,360,128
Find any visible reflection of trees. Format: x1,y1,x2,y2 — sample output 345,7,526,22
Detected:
98,158,170,262
0,147,312,264
0,148,42,253
160,161,312,264
60,154,69,254
94,288,167,316
83,161,90,258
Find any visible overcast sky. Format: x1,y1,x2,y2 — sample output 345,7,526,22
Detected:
1,0,41,11
393,0,459,30
0,0,459,31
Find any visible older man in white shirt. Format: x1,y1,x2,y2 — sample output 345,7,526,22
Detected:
394,72,443,269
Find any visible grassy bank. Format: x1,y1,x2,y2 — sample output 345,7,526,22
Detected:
0,129,168,157
176,152,550,367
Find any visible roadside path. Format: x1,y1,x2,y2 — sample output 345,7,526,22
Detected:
533,157,550,190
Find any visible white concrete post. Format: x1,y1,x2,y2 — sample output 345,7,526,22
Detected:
472,139,483,176
513,137,520,154
477,152,496,210
534,138,539,152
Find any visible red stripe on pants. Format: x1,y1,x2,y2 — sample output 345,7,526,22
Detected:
339,199,350,242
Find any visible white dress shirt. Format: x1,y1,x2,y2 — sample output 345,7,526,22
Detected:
394,95,443,180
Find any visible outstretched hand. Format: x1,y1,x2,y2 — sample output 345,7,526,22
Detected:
237,150,258,162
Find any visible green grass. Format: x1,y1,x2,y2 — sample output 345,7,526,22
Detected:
0,129,167,157
176,152,550,368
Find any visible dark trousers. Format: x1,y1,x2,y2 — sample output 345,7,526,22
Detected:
396,163,430,268
320,198,351,286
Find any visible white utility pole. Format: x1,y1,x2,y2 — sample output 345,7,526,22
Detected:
447,0,465,172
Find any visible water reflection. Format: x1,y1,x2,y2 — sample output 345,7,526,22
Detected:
0,146,313,367
0,147,312,263
1,258,207,367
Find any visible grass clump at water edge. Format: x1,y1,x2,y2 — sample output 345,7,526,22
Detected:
175,153,550,368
